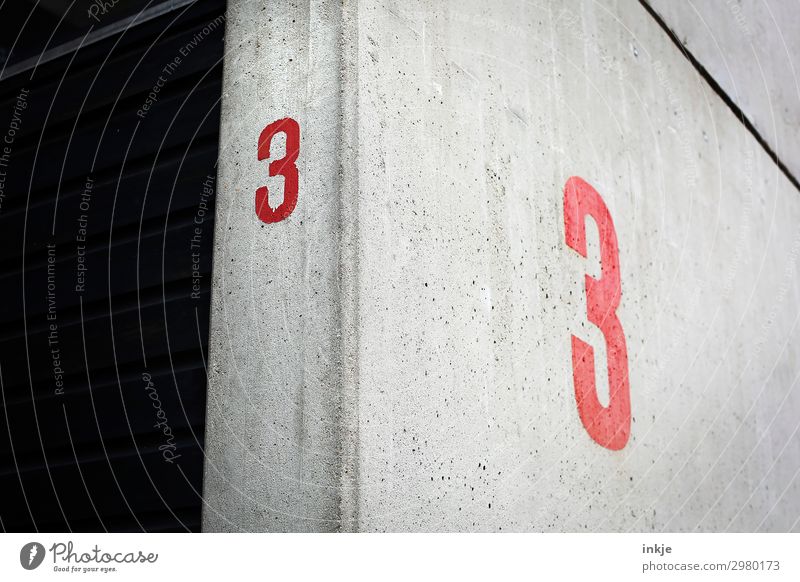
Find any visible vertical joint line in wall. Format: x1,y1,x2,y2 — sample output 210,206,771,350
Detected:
336,0,361,532
638,0,800,194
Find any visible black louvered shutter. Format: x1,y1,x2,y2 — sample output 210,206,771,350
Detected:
0,0,225,532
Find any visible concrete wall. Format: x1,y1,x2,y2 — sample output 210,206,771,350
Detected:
648,0,800,180
203,0,800,532
202,0,352,531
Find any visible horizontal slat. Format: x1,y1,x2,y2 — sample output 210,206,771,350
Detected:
0,447,204,532
0,294,211,391
0,218,214,328
0,135,218,218
0,77,221,203
0,0,226,97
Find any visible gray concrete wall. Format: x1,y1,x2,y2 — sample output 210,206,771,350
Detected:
647,0,800,180
203,0,800,532
201,0,355,531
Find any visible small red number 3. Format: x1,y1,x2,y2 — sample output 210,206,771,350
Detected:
256,117,300,223
564,176,631,450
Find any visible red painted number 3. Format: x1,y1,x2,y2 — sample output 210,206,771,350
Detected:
563,176,630,450
256,117,300,223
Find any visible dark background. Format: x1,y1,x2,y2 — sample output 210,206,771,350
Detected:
0,0,225,532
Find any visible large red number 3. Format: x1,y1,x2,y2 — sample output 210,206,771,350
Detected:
563,176,630,450
256,117,300,223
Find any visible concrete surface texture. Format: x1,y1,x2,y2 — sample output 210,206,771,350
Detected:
202,0,800,532
648,0,800,181
202,0,350,531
